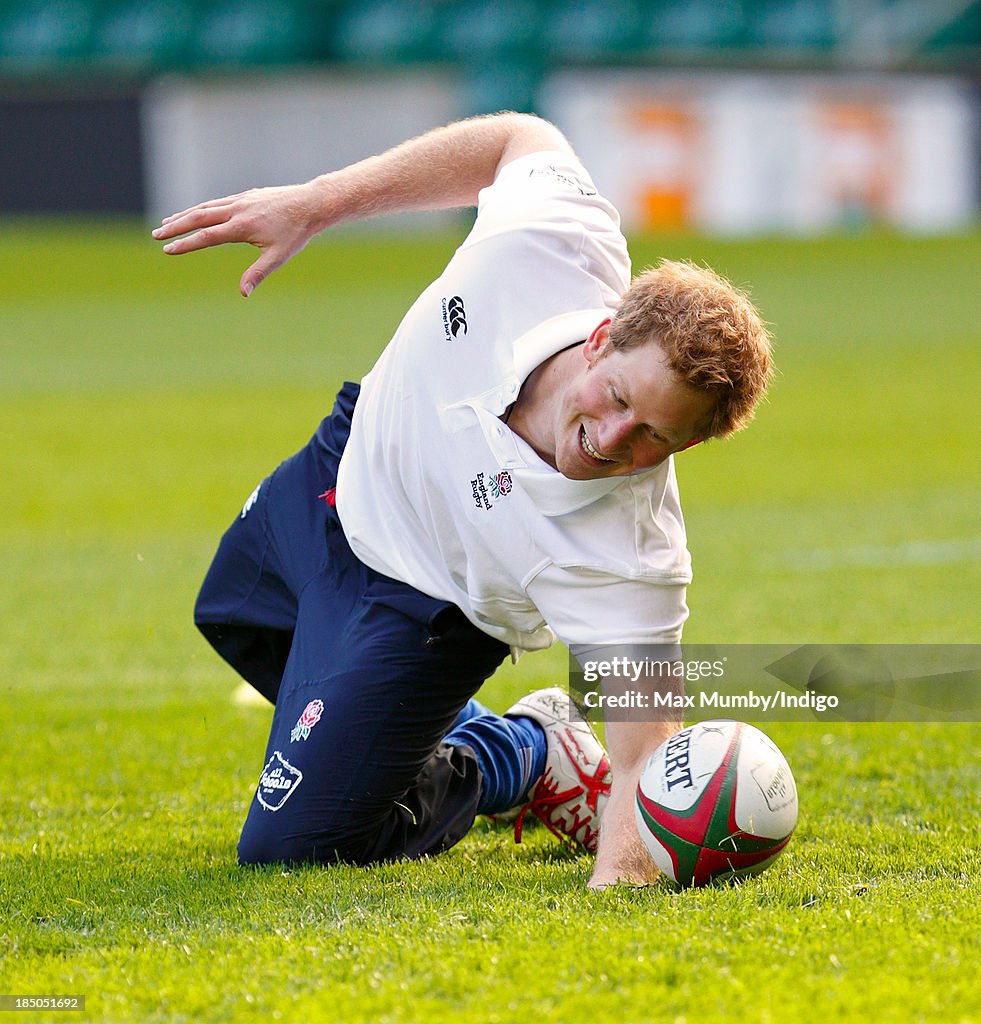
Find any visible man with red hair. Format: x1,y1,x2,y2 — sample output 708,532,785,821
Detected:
154,113,771,888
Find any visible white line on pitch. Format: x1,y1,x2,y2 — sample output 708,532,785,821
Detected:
787,537,981,571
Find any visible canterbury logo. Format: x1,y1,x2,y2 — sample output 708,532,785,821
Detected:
441,295,468,340
448,296,467,336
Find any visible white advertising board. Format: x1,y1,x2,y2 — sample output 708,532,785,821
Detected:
541,70,977,234
142,71,462,223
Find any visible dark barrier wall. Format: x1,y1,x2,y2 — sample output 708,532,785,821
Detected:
0,92,144,213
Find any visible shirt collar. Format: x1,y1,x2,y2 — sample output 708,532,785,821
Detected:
510,435,626,516
512,308,612,381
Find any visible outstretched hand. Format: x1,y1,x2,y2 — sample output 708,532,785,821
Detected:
152,181,328,297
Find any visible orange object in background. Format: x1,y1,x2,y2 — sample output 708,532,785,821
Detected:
816,98,899,227
624,101,698,231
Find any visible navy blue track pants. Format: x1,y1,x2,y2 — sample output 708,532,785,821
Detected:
194,383,510,866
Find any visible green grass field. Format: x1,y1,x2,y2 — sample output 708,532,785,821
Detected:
1,221,979,1023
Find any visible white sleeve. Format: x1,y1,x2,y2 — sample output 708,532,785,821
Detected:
463,151,631,297
526,563,690,649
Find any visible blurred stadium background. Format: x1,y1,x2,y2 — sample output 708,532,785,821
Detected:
1,0,978,230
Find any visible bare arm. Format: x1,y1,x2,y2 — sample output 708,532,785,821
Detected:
582,660,686,889
588,717,680,888
152,112,572,297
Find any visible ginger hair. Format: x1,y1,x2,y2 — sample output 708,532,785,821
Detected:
609,259,773,438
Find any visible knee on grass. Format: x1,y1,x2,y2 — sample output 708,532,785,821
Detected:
237,826,379,869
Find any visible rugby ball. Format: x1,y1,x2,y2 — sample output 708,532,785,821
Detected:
635,720,798,887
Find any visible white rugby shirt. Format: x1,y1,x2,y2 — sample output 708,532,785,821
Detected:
336,151,692,653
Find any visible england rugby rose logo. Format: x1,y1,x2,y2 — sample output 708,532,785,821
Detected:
290,699,324,742
488,470,513,500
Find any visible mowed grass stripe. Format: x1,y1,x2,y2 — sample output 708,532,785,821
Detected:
1,222,978,1023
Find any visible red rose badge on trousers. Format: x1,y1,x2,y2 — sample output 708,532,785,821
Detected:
290,699,325,742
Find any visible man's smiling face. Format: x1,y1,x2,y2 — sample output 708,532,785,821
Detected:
549,322,715,480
